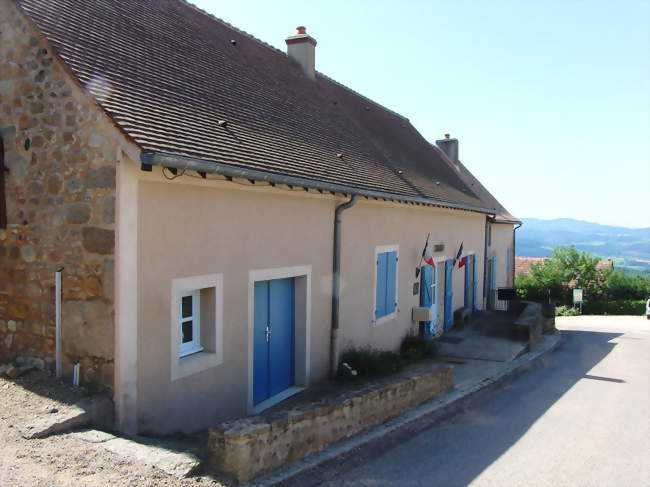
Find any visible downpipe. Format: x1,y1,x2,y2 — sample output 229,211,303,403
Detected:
330,195,358,378
483,217,489,310
513,222,522,286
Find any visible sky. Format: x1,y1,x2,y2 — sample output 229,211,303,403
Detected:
192,0,650,228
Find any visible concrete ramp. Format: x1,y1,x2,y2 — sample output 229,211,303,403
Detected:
437,311,528,362
438,334,527,362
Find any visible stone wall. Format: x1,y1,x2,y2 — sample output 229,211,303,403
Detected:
208,364,453,483
0,1,119,387
513,301,544,351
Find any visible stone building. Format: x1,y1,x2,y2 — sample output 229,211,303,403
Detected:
1,0,519,434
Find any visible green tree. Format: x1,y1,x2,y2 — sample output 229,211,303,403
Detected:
516,246,603,304
604,270,650,300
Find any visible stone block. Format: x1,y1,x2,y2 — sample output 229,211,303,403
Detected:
82,227,114,255
20,245,36,262
102,259,114,301
65,174,82,193
102,195,115,224
84,166,115,189
8,300,29,319
47,174,62,194
0,125,16,138
84,275,103,297
61,300,114,359
4,151,27,179
22,396,114,439
66,202,91,224
88,133,104,148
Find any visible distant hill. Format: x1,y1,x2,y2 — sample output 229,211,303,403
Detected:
517,218,650,274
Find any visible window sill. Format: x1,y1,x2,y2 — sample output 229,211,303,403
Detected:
172,348,221,381
179,345,204,359
373,310,398,327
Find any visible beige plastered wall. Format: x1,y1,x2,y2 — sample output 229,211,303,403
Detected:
134,171,335,434
128,163,490,434
339,201,486,349
488,222,515,289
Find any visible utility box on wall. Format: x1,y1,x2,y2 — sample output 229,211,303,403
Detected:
412,306,432,322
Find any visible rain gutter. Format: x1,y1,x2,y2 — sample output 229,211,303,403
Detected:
140,152,496,215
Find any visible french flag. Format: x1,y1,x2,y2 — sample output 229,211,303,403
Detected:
423,241,435,267
455,242,464,268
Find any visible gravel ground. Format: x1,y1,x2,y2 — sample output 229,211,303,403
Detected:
0,369,229,487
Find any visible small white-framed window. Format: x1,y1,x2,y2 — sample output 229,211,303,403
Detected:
171,273,223,381
179,290,203,357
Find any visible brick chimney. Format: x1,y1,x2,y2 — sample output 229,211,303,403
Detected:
435,133,459,164
285,26,317,80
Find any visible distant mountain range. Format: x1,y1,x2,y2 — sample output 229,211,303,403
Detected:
517,218,650,274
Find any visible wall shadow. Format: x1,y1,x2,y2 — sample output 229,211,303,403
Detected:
282,329,622,487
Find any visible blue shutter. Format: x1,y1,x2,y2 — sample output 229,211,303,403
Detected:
385,251,397,315
375,253,387,318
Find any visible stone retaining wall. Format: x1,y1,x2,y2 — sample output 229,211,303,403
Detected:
208,364,453,483
0,1,118,387
513,301,547,350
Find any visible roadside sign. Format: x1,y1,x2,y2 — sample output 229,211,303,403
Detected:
573,288,583,304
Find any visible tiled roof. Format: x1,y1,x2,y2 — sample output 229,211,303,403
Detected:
17,0,507,212
434,149,520,223
515,257,548,276
515,257,613,276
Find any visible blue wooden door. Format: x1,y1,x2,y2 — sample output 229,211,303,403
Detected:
444,259,454,331
419,264,435,339
472,255,478,312
253,278,295,405
464,254,475,311
464,255,471,309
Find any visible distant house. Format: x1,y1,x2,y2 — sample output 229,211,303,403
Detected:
515,257,614,278
0,0,519,434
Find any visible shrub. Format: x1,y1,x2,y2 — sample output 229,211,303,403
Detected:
336,348,403,382
555,305,580,316
336,334,439,382
604,271,650,300
582,299,646,315
399,333,438,364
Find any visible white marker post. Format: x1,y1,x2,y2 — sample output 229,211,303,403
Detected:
55,268,63,378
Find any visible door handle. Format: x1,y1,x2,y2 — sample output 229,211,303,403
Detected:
265,326,271,343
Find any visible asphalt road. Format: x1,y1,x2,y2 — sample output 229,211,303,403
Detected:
283,316,650,487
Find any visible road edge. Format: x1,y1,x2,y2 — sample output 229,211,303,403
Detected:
251,332,563,487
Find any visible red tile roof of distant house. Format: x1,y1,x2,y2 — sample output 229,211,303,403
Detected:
515,257,614,277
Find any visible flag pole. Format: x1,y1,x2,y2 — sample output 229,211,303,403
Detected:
416,233,430,278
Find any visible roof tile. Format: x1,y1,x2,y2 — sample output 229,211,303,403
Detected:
17,0,513,213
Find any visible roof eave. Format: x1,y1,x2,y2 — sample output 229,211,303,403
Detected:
492,217,522,225
140,152,496,215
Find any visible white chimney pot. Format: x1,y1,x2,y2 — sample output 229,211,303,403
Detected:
285,26,317,80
